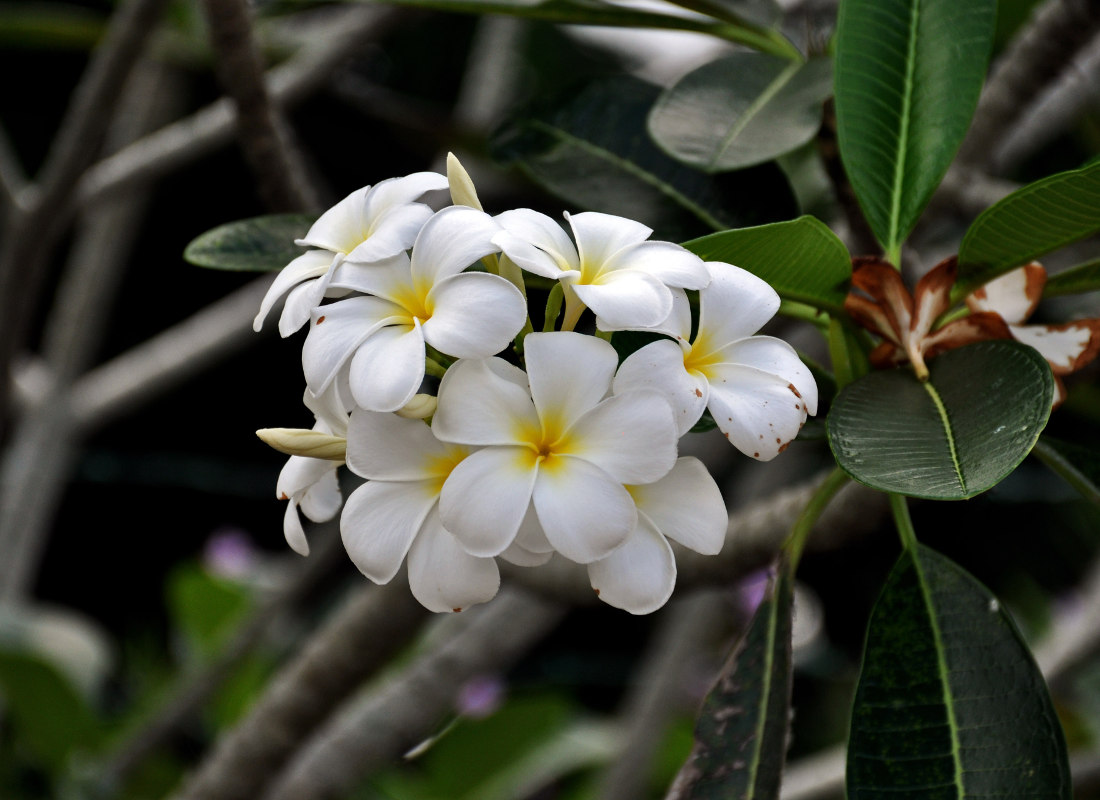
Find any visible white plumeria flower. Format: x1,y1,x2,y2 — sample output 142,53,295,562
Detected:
275,381,353,556
253,171,448,336
301,206,527,412
589,457,727,614
493,209,709,330
342,410,499,613
431,331,679,563
613,262,818,460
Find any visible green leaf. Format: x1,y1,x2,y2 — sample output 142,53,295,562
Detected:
848,544,1070,800
492,76,798,242
0,3,105,49
648,54,832,172
957,162,1100,296
1031,435,1100,507
834,0,996,258
167,564,251,658
1044,258,1100,297
683,215,851,314
668,561,793,800
827,340,1053,499
0,649,103,771
184,214,315,272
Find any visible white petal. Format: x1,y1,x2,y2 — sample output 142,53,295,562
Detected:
699,262,781,345
566,391,678,484
422,273,526,358
277,454,336,500
301,296,407,395
967,263,1043,325
279,279,325,338
433,358,537,446
605,241,709,290
361,172,448,220
408,509,500,613
498,540,554,567
254,249,333,332
720,336,818,415
516,503,553,553
344,204,433,264
298,467,342,522
348,321,426,412
410,206,502,285
491,232,569,280
1010,322,1096,372
575,270,672,330
614,339,707,435
345,410,455,481
439,447,537,556
567,211,652,270
298,186,373,253
524,332,617,429
340,480,435,584
588,516,676,614
283,501,310,556
707,364,808,460
533,457,635,563
600,287,693,341
495,208,579,272
631,457,726,555
303,382,352,437
327,253,414,300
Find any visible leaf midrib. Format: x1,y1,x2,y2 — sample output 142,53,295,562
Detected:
707,60,802,172
887,0,923,254
921,380,966,495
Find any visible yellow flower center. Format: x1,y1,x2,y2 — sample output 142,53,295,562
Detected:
424,445,471,495
391,279,434,323
682,330,722,379
512,409,575,474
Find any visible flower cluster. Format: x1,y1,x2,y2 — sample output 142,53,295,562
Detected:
255,155,818,614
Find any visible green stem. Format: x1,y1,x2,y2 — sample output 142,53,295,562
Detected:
424,357,448,379
784,468,850,567
543,283,565,332
889,493,918,551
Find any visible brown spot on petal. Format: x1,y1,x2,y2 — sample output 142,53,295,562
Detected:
776,438,781,444
279,493,289,500
789,383,802,398
778,441,791,454
753,452,759,458
694,388,703,397
316,315,326,324
594,589,601,597
452,607,462,613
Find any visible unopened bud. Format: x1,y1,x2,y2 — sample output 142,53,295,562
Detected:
446,152,483,211
396,394,438,420
256,428,347,461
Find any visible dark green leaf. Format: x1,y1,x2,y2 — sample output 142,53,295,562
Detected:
167,564,251,658
827,340,1053,499
1042,259,1100,298
664,0,781,27
667,561,793,800
835,0,996,257
493,76,798,241
1032,435,1100,507
0,4,104,50
957,162,1100,297
848,545,1070,800
648,54,832,172
184,214,315,272
0,649,102,770
684,215,851,313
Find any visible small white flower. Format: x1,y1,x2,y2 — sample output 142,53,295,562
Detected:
301,206,526,412
431,332,679,563
342,410,499,613
613,262,818,459
588,457,727,614
253,172,448,336
493,209,709,330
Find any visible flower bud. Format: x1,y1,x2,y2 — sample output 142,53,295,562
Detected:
256,428,347,461
446,152,483,211
395,393,438,420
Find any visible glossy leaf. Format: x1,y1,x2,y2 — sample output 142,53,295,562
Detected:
827,340,1053,499
957,162,1100,297
684,215,851,314
184,214,315,272
1044,258,1100,297
648,54,832,172
1032,435,1100,507
848,544,1070,800
835,0,995,256
492,76,797,241
667,561,793,800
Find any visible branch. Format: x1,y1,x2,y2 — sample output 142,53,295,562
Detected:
260,588,566,800
201,0,319,211
167,573,430,800
957,0,1100,171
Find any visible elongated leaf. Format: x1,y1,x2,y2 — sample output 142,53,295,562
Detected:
848,544,1070,800
649,54,832,172
957,162,1100,296
835,0,995,256
184,214,315,272
492,76,797,241
1044,258,1100,297
1032,435,1100,507
684,215,851,313
827,340,1053,499
667,561,793,800
0,3,104,49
